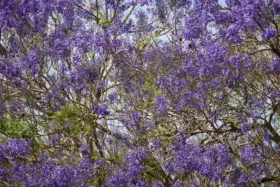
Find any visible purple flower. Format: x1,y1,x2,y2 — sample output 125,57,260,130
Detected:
151,139,162,150
271,58,280,74
241,123,250,134
108,92,118,102
50,134,60,145
97,81,106,89
153,181,164,187
261,28,277,40
130,112,141,125
155,94,169,113
96,104,110,117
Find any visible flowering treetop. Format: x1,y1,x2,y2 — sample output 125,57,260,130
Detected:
0,0,280,186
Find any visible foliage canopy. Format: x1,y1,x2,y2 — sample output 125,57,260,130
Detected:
1,0,280,186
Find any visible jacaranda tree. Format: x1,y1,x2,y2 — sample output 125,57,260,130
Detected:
0,0,280,186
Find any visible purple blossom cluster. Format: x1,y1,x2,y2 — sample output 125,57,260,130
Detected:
104,148,148,186
164,135,233,183
0,139,94,186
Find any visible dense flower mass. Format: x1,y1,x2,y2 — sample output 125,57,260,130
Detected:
0,139,94,186
0,0,280,186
